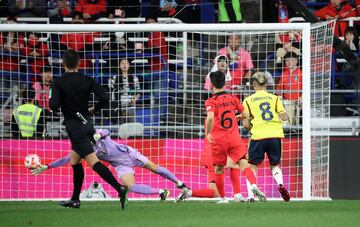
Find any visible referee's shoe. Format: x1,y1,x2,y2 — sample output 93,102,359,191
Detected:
59,199,81,209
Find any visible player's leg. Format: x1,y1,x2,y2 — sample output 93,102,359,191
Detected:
235,140,267,202
59,150,83,208
226,159,246,202
144,160,189,190
120,171,169,200
83,152,127,209
267,139,290,202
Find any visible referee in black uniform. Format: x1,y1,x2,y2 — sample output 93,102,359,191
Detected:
50,50,127,210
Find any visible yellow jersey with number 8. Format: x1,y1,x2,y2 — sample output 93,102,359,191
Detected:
243,90,286,140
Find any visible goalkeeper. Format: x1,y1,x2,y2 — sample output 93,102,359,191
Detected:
31,129,190,200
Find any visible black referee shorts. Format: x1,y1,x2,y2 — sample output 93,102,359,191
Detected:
248,138,282,166
65,119,95,158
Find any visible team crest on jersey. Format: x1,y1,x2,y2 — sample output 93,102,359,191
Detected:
294,76,298,82
206,106,211,111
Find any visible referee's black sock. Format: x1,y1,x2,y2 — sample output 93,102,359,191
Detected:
71,163,84,201
93,162,123,193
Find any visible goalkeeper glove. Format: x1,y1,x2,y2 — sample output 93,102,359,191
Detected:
31,164,48,176
93,133,102,142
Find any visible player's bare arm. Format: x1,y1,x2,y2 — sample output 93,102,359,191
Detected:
205,112,215,143
241,110,252,130
279,111,289,122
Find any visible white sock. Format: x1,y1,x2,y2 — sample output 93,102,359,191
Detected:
176,181,183,187
246,179,254,199
271,166,284,186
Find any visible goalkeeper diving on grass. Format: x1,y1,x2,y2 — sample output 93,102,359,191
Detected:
31,129,190,200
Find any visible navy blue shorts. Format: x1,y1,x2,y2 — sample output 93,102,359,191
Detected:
248,138,282,166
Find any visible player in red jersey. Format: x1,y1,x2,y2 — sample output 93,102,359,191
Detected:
204,71,266,203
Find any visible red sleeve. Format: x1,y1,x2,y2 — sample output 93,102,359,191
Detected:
357,0,360,16
340,4,356,18
60,34,67,47
315,6,331,19
39,43,48,56
75,0,84,13
98,0,107,13
276,76,283,96
205,99,215,113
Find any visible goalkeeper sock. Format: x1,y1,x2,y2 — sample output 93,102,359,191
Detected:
93,162,123,194
243,167,256,185
214,173,225,198
192,189,215,198
271,166,284,186
130,184,159,195
155,166,179,184
230,168,241,195
71,163,84,201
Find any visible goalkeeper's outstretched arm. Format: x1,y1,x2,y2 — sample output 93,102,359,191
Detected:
31,156,70,176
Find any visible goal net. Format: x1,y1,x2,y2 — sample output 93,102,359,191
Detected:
0,21,334,200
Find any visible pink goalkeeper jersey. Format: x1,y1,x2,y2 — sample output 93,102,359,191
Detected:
218,47,254,85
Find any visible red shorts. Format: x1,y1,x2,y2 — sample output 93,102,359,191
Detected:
201,140,215,183
211,140,246,166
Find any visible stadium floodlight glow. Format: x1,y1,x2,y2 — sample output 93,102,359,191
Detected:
0,21,333,201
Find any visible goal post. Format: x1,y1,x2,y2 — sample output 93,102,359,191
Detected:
0,22,333,200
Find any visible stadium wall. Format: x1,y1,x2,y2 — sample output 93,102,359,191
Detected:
1,138,302,199
330,137,360,199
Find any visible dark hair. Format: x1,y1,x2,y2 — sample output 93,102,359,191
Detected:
145,15,158,22
22,88,36,102
63,49,80,69
209,71,226,89
41,65,51,73
283,51,299,60
344,26,359,51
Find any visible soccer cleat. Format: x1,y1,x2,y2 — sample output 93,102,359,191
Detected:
177,183,190,191
216,198,229,204
278,184,290,202
233,193,247,202
247,198,255,203
251,185,267,202
59,199,81,209
176,189,192,202
119,186,128,210
160,189,170,201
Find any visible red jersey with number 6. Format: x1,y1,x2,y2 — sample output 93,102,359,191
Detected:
205,92,244,142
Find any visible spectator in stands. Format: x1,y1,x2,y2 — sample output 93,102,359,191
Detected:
11,88,44,139
275,31,301,64
47,0,72,18
8,0,47,17
344,26,359,51
218,0,242,23
276,52,302,125
315,0,356,36
107,0,141,18
146,16,168,71
0,17,24,71
60,13,99,68
150,0,187,20
32,66,53,114
204,55,232,90
218,34,254,86
21,32,49,74
108,58,141,124
75,0,107,21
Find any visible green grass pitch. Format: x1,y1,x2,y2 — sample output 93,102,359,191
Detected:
1,200,359,227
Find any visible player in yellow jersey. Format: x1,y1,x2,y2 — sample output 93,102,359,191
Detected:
243,72,290,202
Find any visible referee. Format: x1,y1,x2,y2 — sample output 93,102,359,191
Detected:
49,50,127,210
